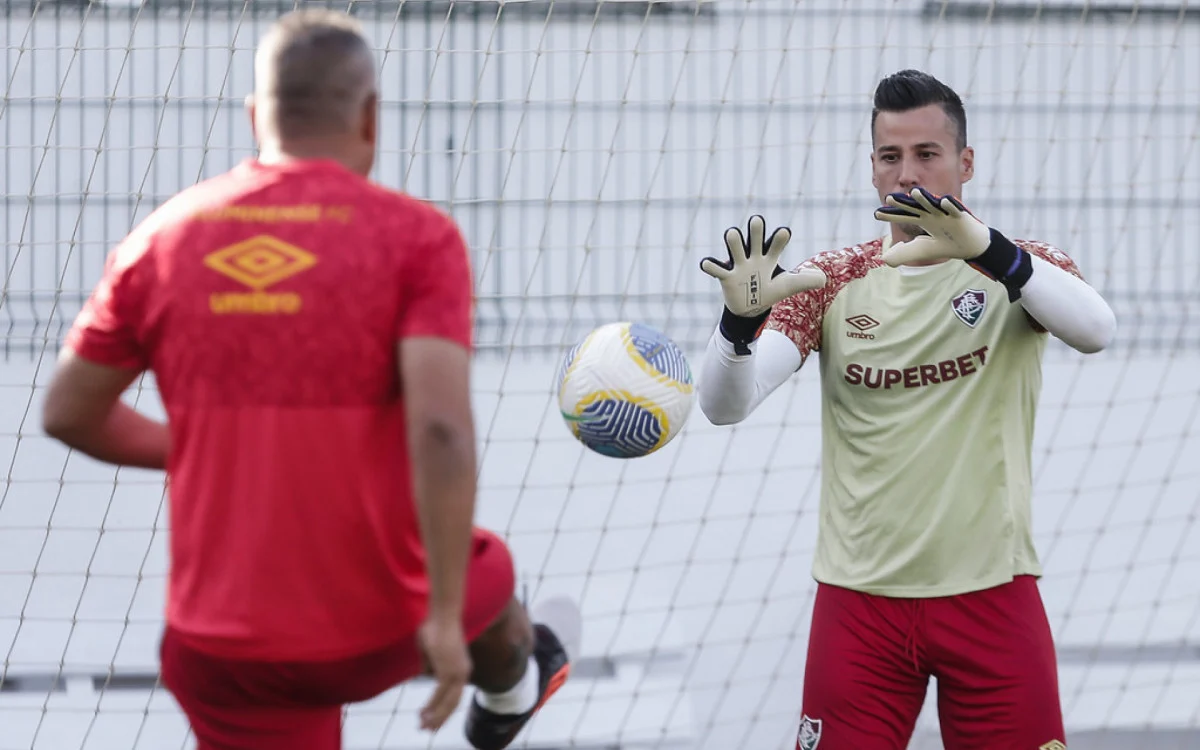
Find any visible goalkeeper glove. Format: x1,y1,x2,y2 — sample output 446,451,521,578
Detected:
874,187,1033,302
699,215,827,354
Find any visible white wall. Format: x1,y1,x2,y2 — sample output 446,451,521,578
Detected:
4,0,1198,354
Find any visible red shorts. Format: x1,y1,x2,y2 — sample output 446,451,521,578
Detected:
160,528,515,750
796,575,1065,750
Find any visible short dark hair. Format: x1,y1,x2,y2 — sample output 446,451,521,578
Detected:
871,69,967,151
255,9,376,138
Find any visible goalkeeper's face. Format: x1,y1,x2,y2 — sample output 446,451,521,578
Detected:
871,104,974,238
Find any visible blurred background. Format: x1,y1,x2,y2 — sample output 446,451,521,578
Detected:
2,0,1198,748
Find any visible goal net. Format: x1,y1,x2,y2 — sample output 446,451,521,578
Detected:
3,0,1198,748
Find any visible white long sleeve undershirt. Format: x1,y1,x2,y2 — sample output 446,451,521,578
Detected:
697,253,1117,426
698,326,800,426
1019,253,1117,354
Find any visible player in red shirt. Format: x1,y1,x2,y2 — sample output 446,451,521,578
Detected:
41,10,580,750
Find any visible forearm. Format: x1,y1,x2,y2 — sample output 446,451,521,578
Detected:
410,420,477,619
1018,254,1116,353
698,326,801,425
964,229,1116,353
48,401,168,469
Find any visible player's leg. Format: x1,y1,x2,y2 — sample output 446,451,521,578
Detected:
158,528,573,750
929,575,1066,750
795,583,929,750
326,526,576,749
461,529,582,750
466,597,535,692
159,628,343,750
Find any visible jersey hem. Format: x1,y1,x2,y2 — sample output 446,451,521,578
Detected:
165,621,418,663
812,567,1043,599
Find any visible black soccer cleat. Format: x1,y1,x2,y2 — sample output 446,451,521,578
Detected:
464,598,580,750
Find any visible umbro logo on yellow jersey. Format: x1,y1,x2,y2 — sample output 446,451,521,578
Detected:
845,314,879,340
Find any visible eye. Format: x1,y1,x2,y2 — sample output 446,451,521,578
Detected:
880,154,899,163
919,151,937,160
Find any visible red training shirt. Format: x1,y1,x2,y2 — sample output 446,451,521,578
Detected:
64,158,474,661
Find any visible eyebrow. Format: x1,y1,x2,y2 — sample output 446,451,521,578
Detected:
877,142,945,153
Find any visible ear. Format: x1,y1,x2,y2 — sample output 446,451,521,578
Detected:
244,94,258,142
870,150,879,191
960,145,975,184
361,91,378,145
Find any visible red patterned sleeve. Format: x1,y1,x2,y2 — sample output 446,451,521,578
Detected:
1016,239,1084,333
1018,239,1083,280
765,241,884,365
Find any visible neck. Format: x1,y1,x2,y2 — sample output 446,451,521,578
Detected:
256,138,365,175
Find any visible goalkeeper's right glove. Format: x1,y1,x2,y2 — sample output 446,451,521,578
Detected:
700,215,827,355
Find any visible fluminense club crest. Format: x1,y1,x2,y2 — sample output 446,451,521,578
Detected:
797,715,822,750
951,288,988,328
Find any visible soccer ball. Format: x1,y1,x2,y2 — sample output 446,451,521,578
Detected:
556,321,695,459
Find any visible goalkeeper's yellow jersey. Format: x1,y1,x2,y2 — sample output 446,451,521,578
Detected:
765,236,1083,598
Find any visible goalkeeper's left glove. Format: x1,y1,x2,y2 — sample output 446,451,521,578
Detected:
874,187,1033,301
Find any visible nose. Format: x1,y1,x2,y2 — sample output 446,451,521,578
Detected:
897,157,920,189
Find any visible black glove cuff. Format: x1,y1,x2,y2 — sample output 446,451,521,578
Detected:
718,306,771,356
968,228,1033,302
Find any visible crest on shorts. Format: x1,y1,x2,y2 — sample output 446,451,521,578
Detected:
951,288,988,328
797,715,822,749
1038,742,1067,750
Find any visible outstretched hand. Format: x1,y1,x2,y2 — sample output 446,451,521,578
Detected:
700,215,827,318
874,187,992,267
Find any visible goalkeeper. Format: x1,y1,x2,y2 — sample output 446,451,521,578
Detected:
698,69,1116,750
41,10,578,750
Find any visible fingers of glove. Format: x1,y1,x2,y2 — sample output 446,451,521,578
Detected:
909,187,946,215
942,193,969,214
874,205,922,223
746,215,768,256
886,191,927,214
724,226,749,262
763,225,792,263
940,195,980,224
776,267,828,296
699,256,733,280
880,235,943,267
936,196,961,219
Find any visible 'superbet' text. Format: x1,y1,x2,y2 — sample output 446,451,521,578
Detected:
844,346,989,389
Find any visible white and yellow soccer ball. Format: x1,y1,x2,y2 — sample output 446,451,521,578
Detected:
556,321,695,458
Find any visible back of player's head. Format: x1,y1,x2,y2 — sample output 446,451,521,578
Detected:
253,9,377,140
871,70,967,151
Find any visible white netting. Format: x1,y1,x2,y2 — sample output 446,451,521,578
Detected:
2,1,1198,748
